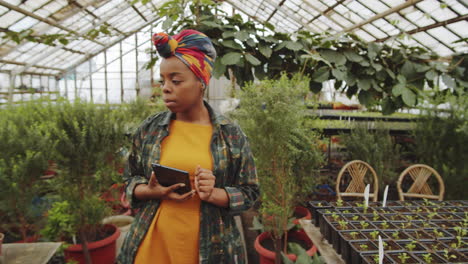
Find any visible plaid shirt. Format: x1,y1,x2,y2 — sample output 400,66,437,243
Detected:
117,102,259,264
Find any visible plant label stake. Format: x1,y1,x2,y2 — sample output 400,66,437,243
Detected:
364,184,370,208
378,235,383,264
382,185,389,207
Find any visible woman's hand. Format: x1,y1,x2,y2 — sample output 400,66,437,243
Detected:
194,165,216,201
134,172,195,202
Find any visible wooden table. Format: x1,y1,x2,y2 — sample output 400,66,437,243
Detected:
299,219,345,264
0,242,61,264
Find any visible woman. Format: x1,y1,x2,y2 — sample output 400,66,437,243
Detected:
117,29,259,264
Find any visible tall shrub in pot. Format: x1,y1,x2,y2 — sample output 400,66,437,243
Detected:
231,74,324,263
42,100,127,264
0,101,55,242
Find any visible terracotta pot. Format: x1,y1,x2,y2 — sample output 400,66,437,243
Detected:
292,206,312,225
254,230,317,264
64,224,120,264
0,232,4,256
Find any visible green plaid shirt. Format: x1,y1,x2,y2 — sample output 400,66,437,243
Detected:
117,102,259,264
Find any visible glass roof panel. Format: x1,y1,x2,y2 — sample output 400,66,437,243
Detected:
0,5,8,15
355,29,376,42
417,0,457,21
20,0,51,12
9,16,39,31
3,10,25,28
427,27,459,47
358,0,388,13
402,8,434,27
362,24,388,39
449,0,468,14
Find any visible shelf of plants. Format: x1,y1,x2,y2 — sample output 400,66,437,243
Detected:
307,200,468,264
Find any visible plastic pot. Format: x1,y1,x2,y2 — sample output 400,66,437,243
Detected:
254,230,317,264
102,215,134,256
64,224,120,264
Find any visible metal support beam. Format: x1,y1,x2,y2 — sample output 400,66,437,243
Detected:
0,0,105,46
343,0,424,32
120,41,124,103
0,60,62,71
376,14,468,42
131,5,148,22
89,59,93,102
104,50,108,104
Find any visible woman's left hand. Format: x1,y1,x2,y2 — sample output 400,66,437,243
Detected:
195,165,216,201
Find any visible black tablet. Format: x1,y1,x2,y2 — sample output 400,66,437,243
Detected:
151,163,191,195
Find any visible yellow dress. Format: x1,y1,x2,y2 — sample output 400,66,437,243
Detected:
134,119,213,264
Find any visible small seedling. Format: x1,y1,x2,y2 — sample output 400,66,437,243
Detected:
317,202,323,207
433,228,443,237
338,220,348,229
398,252,410,264
352,215,359,221
331,212,340,221
442,249,457,260
427,212,437,220
372,254,380,264
370,230,379,240
391,230,400,240
405,240,417,251
422,253,433,263
381,220,389,229
336,199,343,207
359,221,369,229
359,244,368,250
372,211,379,221
343,210,350,214
350,231,359,240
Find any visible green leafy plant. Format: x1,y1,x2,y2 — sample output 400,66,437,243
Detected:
281,242,325,264
350,231,359,240
338,220,349,230
340,122,401,189
0,100,56,241
232,74,324,263
442,249,457,261
381,221,389,229
398,252,410,263
422,253,433,263
369,230,379,240
405,240,417,251
336,199,344,207
392,230,400,240
359,221,369,229
42,100,127,263
359,244,368,250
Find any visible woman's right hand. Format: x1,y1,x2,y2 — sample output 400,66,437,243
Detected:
134,172,195,201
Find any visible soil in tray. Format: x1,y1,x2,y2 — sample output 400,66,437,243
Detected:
397,241,427,252
361,230,389,241
432,213,460,220
386,214,407,221
405,229,433,240
437,249,468,263
391,206,413,213
386,230,411,241
343,214,367,222
431,220,461,228
350,221,377,230
392,220,419,229
420,240,447,252
413,252,449,264
387,252,420,264
361,253,394,264
351,240,378,252
372,221,398,230
340,231,366,241
382,240,403,252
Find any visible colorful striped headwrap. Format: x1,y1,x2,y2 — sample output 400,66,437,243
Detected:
152,29,217,88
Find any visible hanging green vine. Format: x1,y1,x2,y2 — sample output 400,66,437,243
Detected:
146,0,466,114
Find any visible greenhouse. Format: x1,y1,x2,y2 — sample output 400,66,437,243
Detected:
0,0,466,263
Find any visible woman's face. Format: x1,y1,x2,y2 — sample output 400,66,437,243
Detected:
160,56,203,113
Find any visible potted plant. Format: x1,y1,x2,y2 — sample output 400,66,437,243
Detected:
42,100,127,264
0,100,55,243
232,74,324,263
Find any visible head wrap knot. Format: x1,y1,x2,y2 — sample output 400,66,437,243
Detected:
152,29,217,87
